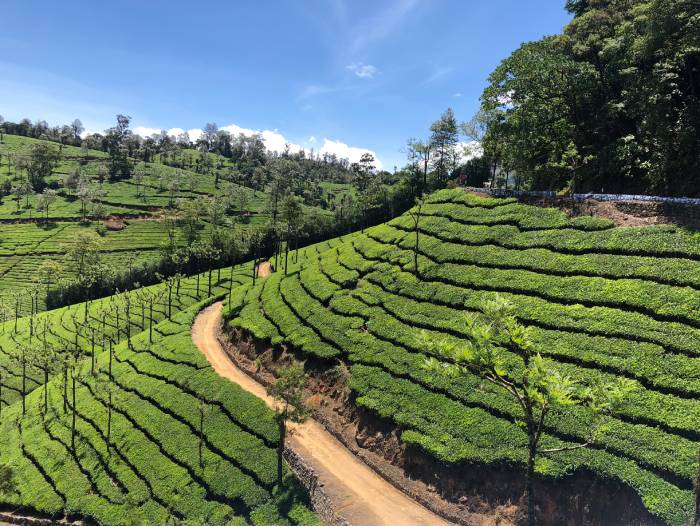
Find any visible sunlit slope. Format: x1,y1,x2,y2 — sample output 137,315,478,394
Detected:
226,188,700,526
0,258,338,525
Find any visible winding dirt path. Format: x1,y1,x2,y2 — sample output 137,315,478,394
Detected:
192,302,453,526
256,261,272,277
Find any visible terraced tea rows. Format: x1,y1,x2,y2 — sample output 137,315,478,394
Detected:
226,189,700,525
0,255,332,524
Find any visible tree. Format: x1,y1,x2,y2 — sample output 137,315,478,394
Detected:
201,123,219,152
178,196,204,244
266,363,310,487
281,195,304,275
132,162,147,199
15,341,32,416
63,231,103,314
105,114,133,180
406,197,425,276
157,273,177,319
62,167,81,196
358,179,386,233
429,108,459,186
11,177,32,213
36,188,58,221
70,119,84,141
32,318,57,416
26,143,60,191
422,295,636,526
189,241,219,297
406,139,431,196
353,153,376,192
95,372,116,457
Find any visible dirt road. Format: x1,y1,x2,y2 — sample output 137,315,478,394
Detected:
256,261,272,277
192,302,454,526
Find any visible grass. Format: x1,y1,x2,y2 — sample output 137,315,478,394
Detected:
225,188,700,526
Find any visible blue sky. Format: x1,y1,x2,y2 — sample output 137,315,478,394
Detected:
0,0,571,169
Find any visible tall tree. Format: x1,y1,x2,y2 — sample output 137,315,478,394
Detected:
63,231,103,314
105,114,133,180
281,195,303,274
70,119,84,141
36,189,58,221
429,108,460,186
26,143,60,191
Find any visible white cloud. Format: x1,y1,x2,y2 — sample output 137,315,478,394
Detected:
319,138,383,170
346,62,379,79
454,92,462,98
133,126,162,137
112,121,383,168
460,141,484,162
219,123,302,154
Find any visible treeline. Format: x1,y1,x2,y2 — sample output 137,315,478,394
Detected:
475,0,700,196
44,177,415,310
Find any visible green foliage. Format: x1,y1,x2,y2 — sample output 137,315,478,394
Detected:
228,188,700,525
481,0,700,195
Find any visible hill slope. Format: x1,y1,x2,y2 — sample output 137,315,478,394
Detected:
0,133,343,309
225,188,700,525
0,248,349,525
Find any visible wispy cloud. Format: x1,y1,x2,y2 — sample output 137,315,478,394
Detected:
422,66,455,85
297,84,348,101
346,62,379,79
350,0,420,53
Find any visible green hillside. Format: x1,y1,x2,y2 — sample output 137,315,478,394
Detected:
0,133,348,310
225,188,700,525
0,241,344,525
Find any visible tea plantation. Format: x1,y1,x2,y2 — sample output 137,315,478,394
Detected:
226,188,700,525
0,243,343,524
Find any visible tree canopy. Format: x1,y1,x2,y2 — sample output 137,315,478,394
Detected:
480,0,700,195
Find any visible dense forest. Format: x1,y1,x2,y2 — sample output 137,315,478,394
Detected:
474,0,699,196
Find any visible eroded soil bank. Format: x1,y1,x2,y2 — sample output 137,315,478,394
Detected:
220,323,665,526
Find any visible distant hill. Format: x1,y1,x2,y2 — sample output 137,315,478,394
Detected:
0,133,353,310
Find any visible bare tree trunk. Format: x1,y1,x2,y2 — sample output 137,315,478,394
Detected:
21,356,26,416
525,438,536,526
107,391,112,457
63,364,68,413
44,369,49,415
277,418,286,488
71,372,77,451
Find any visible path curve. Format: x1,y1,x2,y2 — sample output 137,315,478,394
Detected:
192,302,454,526
256,261,272,277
